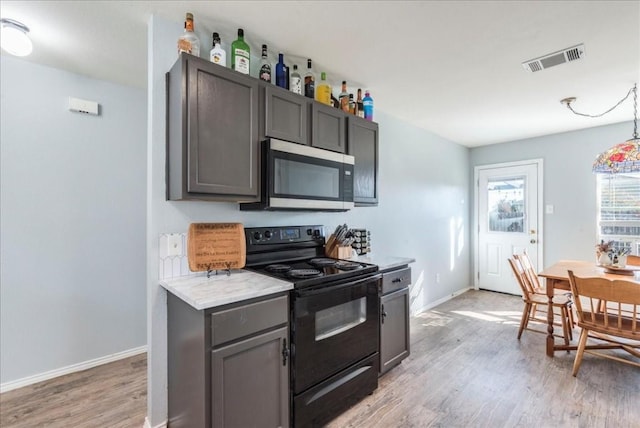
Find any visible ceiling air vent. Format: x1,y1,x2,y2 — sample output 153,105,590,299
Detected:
522,44,585,72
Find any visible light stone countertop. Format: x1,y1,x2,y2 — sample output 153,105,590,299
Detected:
160,270,293,310
348,254,415,272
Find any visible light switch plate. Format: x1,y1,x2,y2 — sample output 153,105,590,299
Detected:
545,204,554,214
167,234,183,256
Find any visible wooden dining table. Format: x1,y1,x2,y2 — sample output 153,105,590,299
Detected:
538,260,640,357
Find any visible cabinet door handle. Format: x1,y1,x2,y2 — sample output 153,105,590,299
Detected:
392,278,402,283
282,338,289,366
381,304,387,324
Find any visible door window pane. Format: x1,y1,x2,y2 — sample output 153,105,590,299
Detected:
315,297,366,341
487,177,525,233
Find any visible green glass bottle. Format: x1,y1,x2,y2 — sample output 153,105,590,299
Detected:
231,28,250,75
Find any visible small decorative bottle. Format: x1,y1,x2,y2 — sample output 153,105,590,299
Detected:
258,44,272,82
231,28,250,75
177,13,200,57
348,94,356,115
304,59,315,99
209,32,226,66
363,90,374,121
290,64,302,94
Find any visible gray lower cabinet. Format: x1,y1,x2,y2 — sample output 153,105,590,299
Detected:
263,85,309,145
380,267,411,375
168,292,290,428
347,117,379,206
311,102,346,153
167,53,260,202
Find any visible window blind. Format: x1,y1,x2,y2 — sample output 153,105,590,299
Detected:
597,173,640,255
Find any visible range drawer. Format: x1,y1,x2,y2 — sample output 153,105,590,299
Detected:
211,294,288,346
381,267,411,294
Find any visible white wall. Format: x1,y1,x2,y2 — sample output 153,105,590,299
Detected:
469,121,633,271
147,14,471,425
0,56,147,386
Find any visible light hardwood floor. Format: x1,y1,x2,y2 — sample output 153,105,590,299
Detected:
1,290,638,427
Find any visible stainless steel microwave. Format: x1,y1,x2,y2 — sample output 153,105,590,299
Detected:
240,139,354,211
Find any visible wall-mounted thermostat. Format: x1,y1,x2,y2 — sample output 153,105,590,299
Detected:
68,97,99,115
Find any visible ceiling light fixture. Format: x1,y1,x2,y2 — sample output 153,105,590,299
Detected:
561,84,639,174
0,18,33,57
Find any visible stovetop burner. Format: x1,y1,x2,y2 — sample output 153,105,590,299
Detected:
265,264,292,273
309,258,338,267
286,269,323,279
334,261,362,271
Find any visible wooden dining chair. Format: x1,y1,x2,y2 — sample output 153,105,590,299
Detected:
508,257,573,345
567,270,640,376
514,253,575,328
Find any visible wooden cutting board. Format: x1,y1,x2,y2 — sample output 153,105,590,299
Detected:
187,223,246,272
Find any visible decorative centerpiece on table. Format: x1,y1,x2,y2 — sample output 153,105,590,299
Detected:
595,240,614,265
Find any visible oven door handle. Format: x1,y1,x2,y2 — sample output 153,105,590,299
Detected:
296,273,381,297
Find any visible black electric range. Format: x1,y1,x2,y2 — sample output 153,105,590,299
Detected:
244,225,378,289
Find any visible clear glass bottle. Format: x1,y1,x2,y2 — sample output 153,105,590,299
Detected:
339,81,349,112
290,64,302,94
363,90,374,121
258,44,272,82
209,32,226,66
304,59,315,99
315,72,332,106
231,28,250,74
275,53,288,89
177,13,200,57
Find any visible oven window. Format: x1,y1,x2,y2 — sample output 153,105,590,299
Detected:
275,158,340,198
315,297,366,341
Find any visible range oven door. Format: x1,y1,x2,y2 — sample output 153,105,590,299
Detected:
266,138,354,211
292,273,381,395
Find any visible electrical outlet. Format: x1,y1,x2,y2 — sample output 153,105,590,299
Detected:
436,273,441,283
167,234,183,257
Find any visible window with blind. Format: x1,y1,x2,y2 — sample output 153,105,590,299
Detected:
597,173,640,255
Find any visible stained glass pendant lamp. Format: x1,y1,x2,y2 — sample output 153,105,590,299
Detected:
561,83,639,174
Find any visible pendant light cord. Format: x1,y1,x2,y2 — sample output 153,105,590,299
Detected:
564,84,638,139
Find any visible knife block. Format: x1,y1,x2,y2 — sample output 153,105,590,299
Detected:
326,245,352,259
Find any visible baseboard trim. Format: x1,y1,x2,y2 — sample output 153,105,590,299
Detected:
413,286,472,315
143,417,167,428
0,345,147,393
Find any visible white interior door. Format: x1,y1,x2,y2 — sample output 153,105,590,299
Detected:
476,161,542,295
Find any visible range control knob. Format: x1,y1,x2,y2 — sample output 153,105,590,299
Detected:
313,229,321,237
306,228,313,236
253,231,262,241
264,230,272,239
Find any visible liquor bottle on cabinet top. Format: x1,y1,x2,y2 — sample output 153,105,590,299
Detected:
363,90,374,121
177,13,200,57
231,28,250,74
275,53,288,89
315,72,332,105
348,94,356,115
304,59,315,98
209,32,226,66
339,81,349,113
290,64,302,94
356,88,364,118
258,44,272,82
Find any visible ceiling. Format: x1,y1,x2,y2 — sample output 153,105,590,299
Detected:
1,1,638,147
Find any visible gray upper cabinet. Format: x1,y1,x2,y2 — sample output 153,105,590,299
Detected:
167,53,260,202
263,85,309,145
347,117,379,205
311,102,347,153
